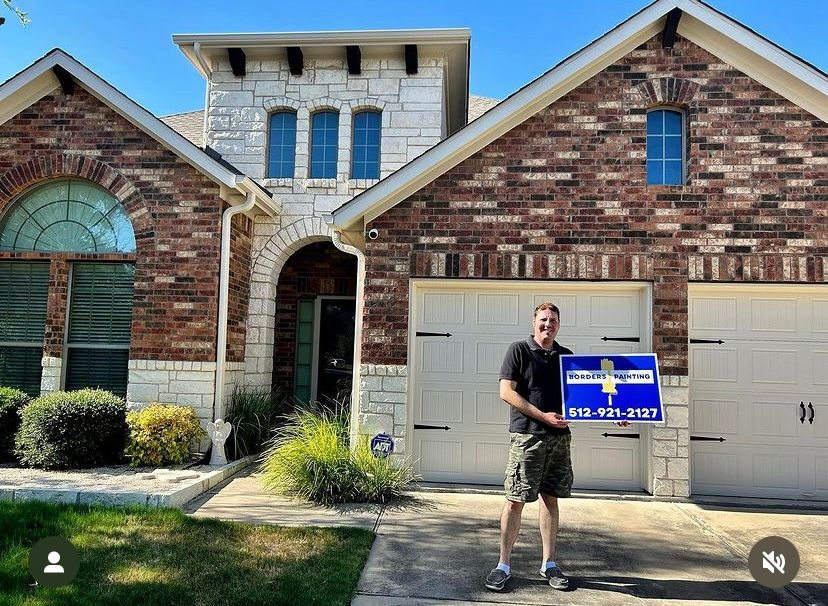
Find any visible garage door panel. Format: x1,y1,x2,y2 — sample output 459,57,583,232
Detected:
475,341,512,374
750,400,800,438
750,298,797,334
812,351,828,385
691,396,740,435
750,348,797,386
421,340,463,373
751,452,799,489
533,294,577,329
418,439,463,475
475,442,508,476
693,450,739,487
476,293,520,326
419,388,463,424
815,454,828,492
421,292,465,326
814,300,828,333
587,343,637,355
691,347,739,383
589,294,637,329
474,391,507,425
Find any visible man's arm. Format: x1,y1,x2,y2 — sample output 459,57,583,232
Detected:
499,379,569,429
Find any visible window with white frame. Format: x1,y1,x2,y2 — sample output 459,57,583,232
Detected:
267,110,297,179
351,110,381,179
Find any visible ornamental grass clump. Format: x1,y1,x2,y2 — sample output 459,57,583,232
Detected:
0,386,30,461
259,405,416,504
14,389,127,469
224,386,285,460
125,403,206,467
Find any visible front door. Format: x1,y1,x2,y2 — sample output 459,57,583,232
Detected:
314,297,356,404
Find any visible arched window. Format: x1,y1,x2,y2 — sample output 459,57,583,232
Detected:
646,108,684,185
310,111,339,178
0,179,135,396
351,110,381,179
267,110,297,178
0,179,136,252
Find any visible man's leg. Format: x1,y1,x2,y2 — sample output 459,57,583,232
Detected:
499,500,525,564
538,493,559,564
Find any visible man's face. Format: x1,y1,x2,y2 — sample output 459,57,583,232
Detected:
533,308,560,346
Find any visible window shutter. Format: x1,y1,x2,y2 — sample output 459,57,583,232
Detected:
65,263,134,397
293,299,314,402
0,262,49,395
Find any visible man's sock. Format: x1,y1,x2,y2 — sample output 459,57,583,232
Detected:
541,560,557,572
496,563,511,574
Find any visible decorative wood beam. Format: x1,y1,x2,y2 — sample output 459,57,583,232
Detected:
404,44,418,75
287,46,303,76
346,45,361,75
52,65,74,95
227,47,246,76
662,8,682,48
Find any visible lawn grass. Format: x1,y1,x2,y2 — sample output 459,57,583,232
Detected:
0,501,374,606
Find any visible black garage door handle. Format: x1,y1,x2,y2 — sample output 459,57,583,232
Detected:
800,402,806,424
808,402,814,424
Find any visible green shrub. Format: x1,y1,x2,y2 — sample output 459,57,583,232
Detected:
259,406,416,504
14,389,127,469
224,386,285,460
0,387,30,461
125,403,206,467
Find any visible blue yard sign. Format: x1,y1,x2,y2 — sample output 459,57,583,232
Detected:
560,354,664,423
370,433,394,458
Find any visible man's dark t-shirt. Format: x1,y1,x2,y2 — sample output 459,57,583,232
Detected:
499,337,573,435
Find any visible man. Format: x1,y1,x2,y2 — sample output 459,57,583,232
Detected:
485,302,573,592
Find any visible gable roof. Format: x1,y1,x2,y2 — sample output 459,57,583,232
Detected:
0,49,279,215
329,0,828,231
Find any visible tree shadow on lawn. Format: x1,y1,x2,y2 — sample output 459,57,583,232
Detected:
0,502,373,606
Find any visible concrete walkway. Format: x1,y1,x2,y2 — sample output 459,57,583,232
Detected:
187,469,827,606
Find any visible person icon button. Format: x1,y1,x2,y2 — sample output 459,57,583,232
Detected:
28,537,79,587
44,551,65,574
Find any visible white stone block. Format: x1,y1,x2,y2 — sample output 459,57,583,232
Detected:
667,458,689,480
371,391,407,404
368,79,400,96
168,380,215,395
382,376,407,392
652,478,674,496
360,376,383,391
210,90,254,107
666,405,689,428
254,81,287,97
653,439,677,457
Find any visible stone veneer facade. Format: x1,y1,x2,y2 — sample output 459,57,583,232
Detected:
204,54,455,387
356,33,827,497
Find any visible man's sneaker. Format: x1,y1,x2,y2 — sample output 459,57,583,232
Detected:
540,565,570,589
485,568,511,591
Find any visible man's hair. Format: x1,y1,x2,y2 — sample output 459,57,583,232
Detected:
533,302,560,319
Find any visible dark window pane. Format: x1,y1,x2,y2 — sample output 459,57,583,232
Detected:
647,160,663,185
664,161,683,184
665,135,683,160
664,110,682,134
646,136,663,160
647,110,663,135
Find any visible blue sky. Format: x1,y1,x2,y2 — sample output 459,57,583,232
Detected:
1,0,826,117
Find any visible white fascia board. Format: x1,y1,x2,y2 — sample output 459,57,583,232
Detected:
0,50,276,214
172,29,470,49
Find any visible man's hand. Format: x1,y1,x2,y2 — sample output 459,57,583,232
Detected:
543,411,569,429
613,420,631,428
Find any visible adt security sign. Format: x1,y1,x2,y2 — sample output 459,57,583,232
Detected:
560,354,664,422
370,433,394,458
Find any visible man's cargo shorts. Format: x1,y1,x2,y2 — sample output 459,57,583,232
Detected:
504,432,574,502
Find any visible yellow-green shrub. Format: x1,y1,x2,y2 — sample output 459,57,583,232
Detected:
125,403,205,467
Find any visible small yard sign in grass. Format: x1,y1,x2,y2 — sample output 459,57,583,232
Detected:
0,501,374,606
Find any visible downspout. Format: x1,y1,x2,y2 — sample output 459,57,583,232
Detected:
214,191,257,421
331,230,366,448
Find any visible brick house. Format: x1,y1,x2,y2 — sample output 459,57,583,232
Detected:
0,0,825,501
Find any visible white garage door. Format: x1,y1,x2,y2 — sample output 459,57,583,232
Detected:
690,285,828,500
410,280,648,489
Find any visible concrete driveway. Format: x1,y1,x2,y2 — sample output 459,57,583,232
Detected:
188,471,826,606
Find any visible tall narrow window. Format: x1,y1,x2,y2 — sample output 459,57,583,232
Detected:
293,299,314,403
646,109,684,185
310,111,339,178
267,111,297,179
352,110,381,179
65,263,135,398
0,262,49,395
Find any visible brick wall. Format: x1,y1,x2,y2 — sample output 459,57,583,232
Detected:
362,34,827,374
272,241,357,393
227,211,253,363
0,87,239,362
